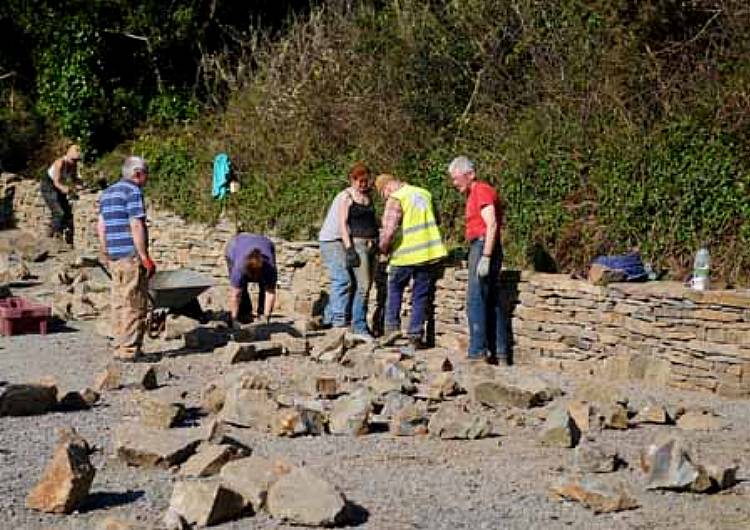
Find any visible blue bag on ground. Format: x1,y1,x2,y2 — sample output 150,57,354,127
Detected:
212,153,231,200
591,253,647,281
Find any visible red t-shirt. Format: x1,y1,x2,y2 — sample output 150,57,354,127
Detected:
465,181,502,241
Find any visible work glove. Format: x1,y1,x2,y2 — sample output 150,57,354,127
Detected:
477,255,491,278
345,246,361,268
142,256,157,279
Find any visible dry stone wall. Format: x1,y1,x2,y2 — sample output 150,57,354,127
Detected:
0,174,52,230
510,273,750,397
4,176,750,397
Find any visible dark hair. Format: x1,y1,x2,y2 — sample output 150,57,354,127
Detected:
244,249,263,281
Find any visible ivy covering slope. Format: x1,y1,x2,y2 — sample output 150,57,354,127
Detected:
4,1,750,283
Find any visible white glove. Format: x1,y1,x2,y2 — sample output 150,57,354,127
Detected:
477,255,491,278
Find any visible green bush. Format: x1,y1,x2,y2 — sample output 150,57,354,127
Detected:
89,0,750,284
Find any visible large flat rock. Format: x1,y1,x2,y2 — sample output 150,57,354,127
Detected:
266,467,348,526
113,423,204,469
471,373,560,409
168,479,244,527
220,456,292,511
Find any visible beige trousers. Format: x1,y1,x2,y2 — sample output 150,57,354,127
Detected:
110,257,148,358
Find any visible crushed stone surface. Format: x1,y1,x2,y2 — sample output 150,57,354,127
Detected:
1,245,750,529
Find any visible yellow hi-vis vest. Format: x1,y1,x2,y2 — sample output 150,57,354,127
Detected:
389,184,447,266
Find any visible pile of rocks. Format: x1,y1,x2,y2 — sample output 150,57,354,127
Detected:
12,303,743,526
196,324,568,443
542,382,737,513
43,255,111,323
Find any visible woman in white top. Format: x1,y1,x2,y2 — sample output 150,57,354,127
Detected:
40,144,82,243
318,162,378,338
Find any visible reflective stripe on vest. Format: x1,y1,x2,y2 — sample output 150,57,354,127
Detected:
390,184,447,266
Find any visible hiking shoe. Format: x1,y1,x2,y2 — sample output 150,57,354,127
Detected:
379,330,402,347
348,331,375,343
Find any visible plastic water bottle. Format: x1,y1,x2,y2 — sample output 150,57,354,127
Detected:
692,247,710,291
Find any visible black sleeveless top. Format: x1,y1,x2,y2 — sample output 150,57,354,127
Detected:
347,194,378,239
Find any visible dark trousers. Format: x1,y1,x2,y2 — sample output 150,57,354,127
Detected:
225,255,265,323
467,239,509,359
385,262,438,339
40,178,73,239
238,287,266,323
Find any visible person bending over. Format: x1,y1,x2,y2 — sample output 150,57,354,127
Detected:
225,233,278,326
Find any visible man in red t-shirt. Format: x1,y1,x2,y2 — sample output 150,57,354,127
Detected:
449,156,509,365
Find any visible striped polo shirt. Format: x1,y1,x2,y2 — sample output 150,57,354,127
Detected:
99,179,146,259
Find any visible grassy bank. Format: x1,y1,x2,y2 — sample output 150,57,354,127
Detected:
96,0,750,284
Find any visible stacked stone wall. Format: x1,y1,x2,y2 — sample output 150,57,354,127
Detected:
510,273,750,397
0,174,52,230
4,176,750,397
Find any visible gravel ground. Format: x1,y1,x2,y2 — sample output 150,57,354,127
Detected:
2,255,750,529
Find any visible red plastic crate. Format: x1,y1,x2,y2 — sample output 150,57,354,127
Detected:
0,297,51,336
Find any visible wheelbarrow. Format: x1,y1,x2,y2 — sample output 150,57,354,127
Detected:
146,269,214,338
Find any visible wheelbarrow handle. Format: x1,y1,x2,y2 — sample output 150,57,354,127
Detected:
97,260,159,310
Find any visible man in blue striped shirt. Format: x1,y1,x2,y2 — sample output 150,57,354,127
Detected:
97,156,156,361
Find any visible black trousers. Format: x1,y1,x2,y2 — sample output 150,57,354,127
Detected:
40,178,73,238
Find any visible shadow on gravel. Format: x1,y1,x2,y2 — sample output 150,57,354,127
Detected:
176,406,207,427
342,501,370,526
253,322,303,339
79,490,144,512
48,320,80,334
8,280,43,288
368,422,390,434
159,346,220,359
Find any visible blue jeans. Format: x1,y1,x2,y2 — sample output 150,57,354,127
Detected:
320,241,350,327
385,263,437,339
349,238,376,334
467,240,509,360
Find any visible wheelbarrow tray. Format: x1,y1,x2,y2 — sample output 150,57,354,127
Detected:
148,269,214,310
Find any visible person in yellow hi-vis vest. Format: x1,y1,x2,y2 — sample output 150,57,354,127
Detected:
375,173,447,352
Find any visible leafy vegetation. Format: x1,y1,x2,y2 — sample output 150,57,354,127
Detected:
2,1,750,283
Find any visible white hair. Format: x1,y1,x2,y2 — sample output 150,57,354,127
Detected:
448,156,475,175
122,156,148,180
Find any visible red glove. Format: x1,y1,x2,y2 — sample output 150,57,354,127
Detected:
142,256,157,279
